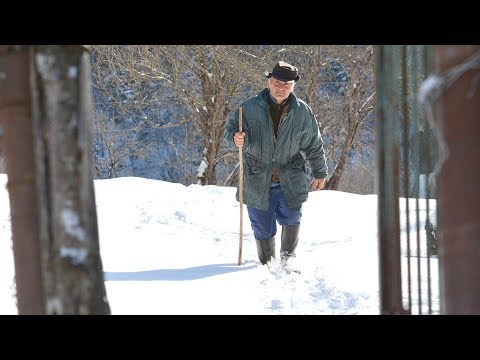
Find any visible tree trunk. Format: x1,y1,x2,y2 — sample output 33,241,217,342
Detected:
32,45,110,314
325,124,357,190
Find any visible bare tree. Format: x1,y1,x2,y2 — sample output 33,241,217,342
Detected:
135,45,267,185
92,110,155,178
91,45,270,184
155,120,203,184
324,46,375,190
90,46,162,179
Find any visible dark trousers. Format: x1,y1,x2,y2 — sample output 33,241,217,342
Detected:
247,185,302,240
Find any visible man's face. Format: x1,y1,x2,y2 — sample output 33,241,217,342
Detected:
267,77,295,103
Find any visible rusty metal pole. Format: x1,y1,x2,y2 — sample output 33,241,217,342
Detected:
0,46,45,314
435,45,480,314
376,45,405,314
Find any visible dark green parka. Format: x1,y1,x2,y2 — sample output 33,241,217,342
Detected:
223,88,328,211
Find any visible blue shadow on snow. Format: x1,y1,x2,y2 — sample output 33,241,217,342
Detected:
104,262,257,282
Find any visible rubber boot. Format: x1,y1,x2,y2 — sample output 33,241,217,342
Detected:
280,224,300,263
256,237,275,265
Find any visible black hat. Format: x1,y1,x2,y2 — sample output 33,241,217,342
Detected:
265,61,300,83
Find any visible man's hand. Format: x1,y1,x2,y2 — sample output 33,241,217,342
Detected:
234,131,245,147
310,178,325,191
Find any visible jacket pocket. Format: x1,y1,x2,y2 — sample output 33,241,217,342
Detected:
284,153,308,194
286,153,305,169
244,153,266,195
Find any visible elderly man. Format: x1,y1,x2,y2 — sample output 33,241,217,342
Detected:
223,61,328,269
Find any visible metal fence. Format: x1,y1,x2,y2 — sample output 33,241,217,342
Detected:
376,45,438,314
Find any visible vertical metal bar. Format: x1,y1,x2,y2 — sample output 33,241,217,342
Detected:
376,45,404,314
401,45,412,312
0,46,45,314
411,46,423,314
423,44,434,315
436,45,480,314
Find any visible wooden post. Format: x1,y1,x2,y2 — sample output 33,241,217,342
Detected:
0,45,45,314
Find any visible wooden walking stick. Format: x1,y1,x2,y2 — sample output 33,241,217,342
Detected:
238,106,243,265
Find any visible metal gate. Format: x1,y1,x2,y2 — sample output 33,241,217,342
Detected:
376,45,438,314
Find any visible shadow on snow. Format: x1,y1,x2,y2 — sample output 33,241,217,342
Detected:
104,262,257,282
